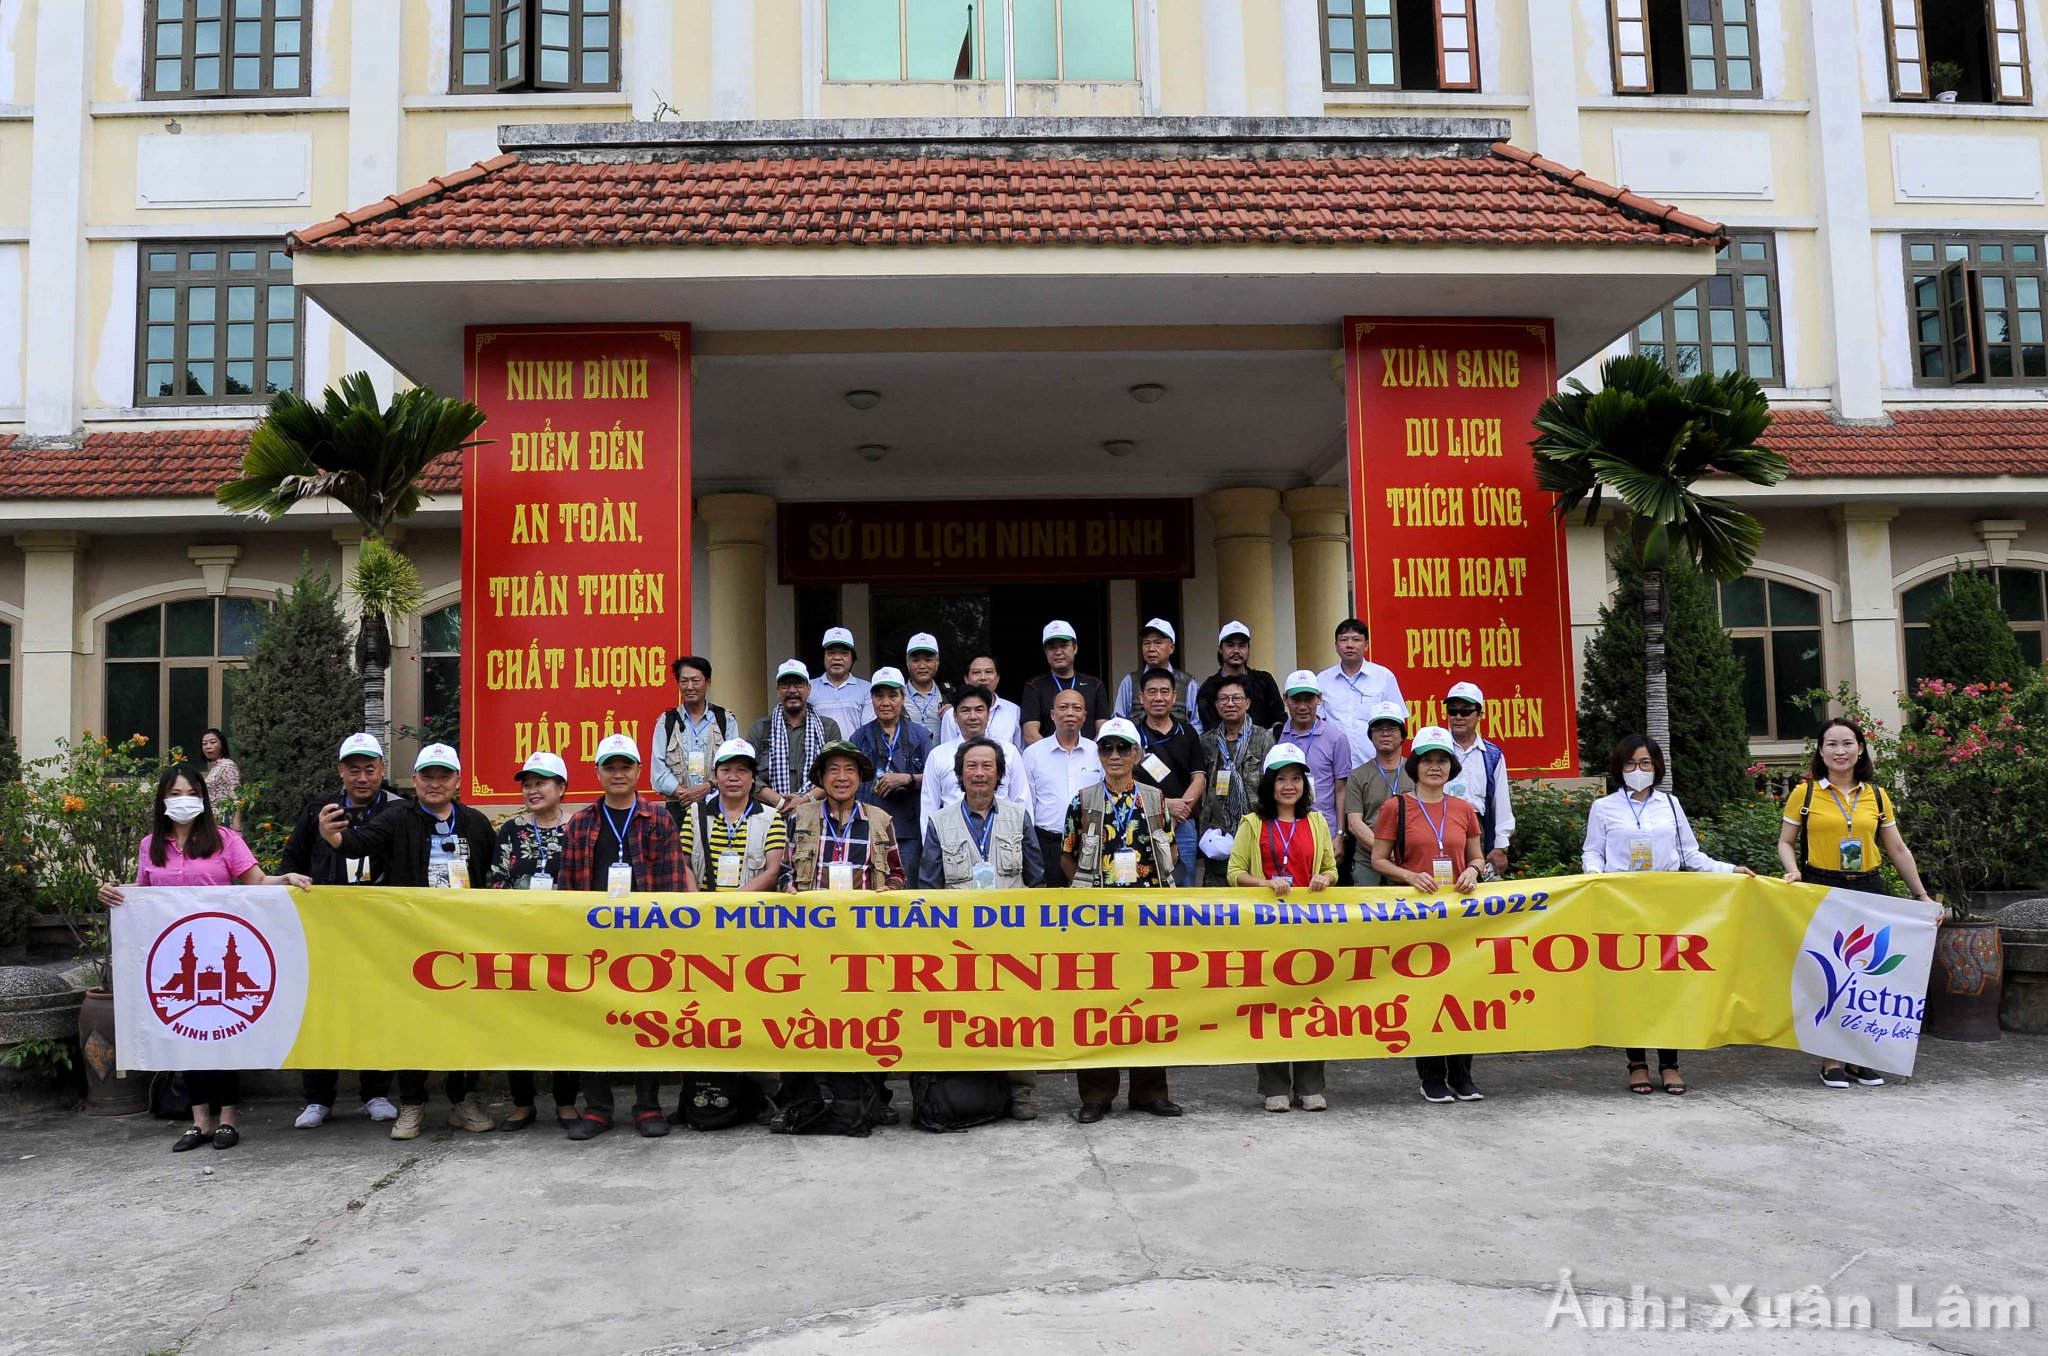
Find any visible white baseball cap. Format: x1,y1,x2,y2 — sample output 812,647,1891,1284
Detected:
1218,620,1251,642
906,632,939,656
1263,742,1308,772
1096,717,1142,747
713,737,758,767
821,626,857,652
337,732,383,761
1042,619,1077,644
775,659,810,683
518,751,568,782
869,666,906,690
1410,725,1460,760
1283,669,1322,697
1366,700,1409,732
1141,617,1177,642
593,733,642,765
1446,681,1486,708
414,743,460,773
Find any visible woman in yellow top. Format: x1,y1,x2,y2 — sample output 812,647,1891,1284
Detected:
1228,743,1337,1112
1777,716,1935,1090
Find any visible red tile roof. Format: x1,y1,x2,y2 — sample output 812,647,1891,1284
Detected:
0,429,462,499
290,144,1721,253
1769,407,2048,477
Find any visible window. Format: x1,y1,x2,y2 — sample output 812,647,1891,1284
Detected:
104,597,270,758
1634,233,1781,382
1609,0,1757,96
1903,568,2047,686
1322,1,1480,92
147,0,310,99
449,0,618,93
137,243,297,407
418,603,462,746
825,0,1137,82
1717,576,1823,740
1905,234,2047,386
1885,0,2030,104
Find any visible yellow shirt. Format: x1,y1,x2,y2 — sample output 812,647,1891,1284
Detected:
1782,781,1893,873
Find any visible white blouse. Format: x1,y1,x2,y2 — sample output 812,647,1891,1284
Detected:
1580,789,1735,874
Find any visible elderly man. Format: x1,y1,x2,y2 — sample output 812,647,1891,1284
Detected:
747,659,845,808
920,684,1031,835
1113,617,1196,727
650,654,741,818
1272,670,1353,830
809,626,873,735
901,632,950,738
1317,618,1404,770
1195,620,1284,730
1443,680,1514,879
851,666,932,885
1019,620,1110,744
1018,687,1100,886
941,655,1022,747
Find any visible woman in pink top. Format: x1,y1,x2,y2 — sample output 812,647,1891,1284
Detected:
99,763,309,1151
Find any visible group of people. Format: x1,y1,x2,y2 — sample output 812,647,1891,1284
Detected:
99,616,1937,1151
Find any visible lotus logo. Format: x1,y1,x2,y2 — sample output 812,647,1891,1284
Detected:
1804,924,1906,1025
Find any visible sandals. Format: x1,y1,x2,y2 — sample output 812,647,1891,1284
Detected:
212,1125,241,1150
1660,1068,1687,1096
172,1126,210,1153
564,1114,613,1141
633,1109,672,1138
1626,1062,1654,1095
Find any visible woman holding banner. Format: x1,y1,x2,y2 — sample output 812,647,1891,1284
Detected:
488,750,582,1131
1581,735,1752,1096
97,763,311,1151
1227,743,1337,1112
1778,718,1935,1090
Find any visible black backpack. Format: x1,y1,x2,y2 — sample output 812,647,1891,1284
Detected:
908,1072,1011,1132
148,1071,191,1120
768,1072,881,1137
678,1073,766,1131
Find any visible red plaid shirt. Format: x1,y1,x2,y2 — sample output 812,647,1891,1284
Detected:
558,797,688,892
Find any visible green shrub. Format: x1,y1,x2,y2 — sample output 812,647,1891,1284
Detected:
1891,675,2048,900
1692,790,1786,874
0,730,36,948
232,566,365,834
1504,781,1598,879
1921,568,2033,690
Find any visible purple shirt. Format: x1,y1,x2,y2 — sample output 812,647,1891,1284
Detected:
135,828,258,886
1277,715,1353,828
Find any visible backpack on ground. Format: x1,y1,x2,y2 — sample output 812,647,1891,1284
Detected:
678,1073,766,1131
908,1071,1011,1132
148,1071,190,1120
767,1072,881,1137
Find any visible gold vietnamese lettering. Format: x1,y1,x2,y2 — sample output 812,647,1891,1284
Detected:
1470,486,1525,527
485,645,567,692
554,499,640,543
1406,627,1474,672
1381,346,1450,387
486,572,569,617
1458,556,1529,599
508,420,581,472
586,423,646,471
512,713,573,763
573,647,667,692
1446,418,1502,459
511,503,552,544
1391,557,1452,597
1383,484,1465,528
1455,349,1521,388
506,360,574,401
581,357,649,400
1404,418,1439,458
1478,621,1523,669
576,571,665,620
578,713,642,763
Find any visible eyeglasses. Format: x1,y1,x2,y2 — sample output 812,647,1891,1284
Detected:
1445,704,1480,716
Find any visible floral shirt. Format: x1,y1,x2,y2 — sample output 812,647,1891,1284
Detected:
489,812,569,889
205,758,241,812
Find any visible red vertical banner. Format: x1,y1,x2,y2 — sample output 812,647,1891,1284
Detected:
462,324,691,801
1345,317,1577,778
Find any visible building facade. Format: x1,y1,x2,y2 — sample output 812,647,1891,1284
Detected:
1,1,2045,781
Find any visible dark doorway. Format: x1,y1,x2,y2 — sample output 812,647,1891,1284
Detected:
870,582,1110,702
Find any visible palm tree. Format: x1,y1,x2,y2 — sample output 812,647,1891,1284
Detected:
1531,354,1787,791
219,372,487,745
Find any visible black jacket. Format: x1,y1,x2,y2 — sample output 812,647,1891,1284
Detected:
331,799,496,888
1197,668,1285,731
281,789,412,885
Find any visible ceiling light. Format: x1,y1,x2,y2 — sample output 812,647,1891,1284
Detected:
1128,383,1166,404
1103,439,1137,458
856,443,890,462
845,389,881,410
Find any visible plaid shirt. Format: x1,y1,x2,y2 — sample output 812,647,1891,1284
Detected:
558,797,688,892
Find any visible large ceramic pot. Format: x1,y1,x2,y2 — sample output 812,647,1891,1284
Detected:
1921,917,2004,1043
78,988,149,1116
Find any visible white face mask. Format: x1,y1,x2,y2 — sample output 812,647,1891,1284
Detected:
163,795,206,824
1622,768,1656,793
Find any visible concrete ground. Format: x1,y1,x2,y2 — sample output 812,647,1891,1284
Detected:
2,1039,2043,1356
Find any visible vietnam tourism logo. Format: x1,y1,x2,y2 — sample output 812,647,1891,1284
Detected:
147,912,279,1040
1803,924,1910,1026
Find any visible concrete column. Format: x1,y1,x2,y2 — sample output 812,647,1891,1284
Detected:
1807,0,1883,419
1525,0,1583,165
1281,486,1350,672
1204,488,1282,671
24,2,92,436
1830,503,1902,732
1200,0,1247,114
1278,0,1325,115
707,0,754,120
1564,505,1616,670
346,0,403,400
700,493,776,728
15,532,91,760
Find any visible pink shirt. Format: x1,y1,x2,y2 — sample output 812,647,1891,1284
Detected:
135,828,258,887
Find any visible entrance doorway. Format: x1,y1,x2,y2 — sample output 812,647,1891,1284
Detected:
871,583,1110,702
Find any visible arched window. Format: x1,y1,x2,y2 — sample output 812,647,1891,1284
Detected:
1902,566,2048,688
104,597,269,759
417,602,461,746
1716,575,1824,739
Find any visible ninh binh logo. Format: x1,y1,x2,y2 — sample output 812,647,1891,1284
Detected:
147,912,278,1039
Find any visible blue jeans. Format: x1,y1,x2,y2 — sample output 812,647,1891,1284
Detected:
1174,817,1198,887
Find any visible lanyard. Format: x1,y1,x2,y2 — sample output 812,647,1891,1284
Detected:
1291,724,1318,760
961,803,996,860
601,802,635,862
1106,789,1139,841
681,705,715,742
1414,797,1449,851
528,818,557,873
1826,784,1863,830
716,802,749,849
908,687,940,720
1224,727,1247,770
1051,673,1078,693
1373,761,1402,796
421,806,455,845
822,804,861,862
878,722,902,770
1141,720,1179,751
1266,818,1303,874
1624,792,1655,833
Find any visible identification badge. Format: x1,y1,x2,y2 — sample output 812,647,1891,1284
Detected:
606,862,633,897
1628,837,1655,872
1431,855,1455,889
971,862,998,890
1839,838,1865,873
427,859,452,889
687,750,706,779
716,852,743,889
345,857,367,884
1215,767,1232,796
1447,779,1467,799
1140,753,1171,783
826,861,856,892
446,848,469,889
1108,849,1139,886
1274,873,1294,888
528,871,554,892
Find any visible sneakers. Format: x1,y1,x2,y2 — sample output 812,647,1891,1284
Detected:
1419,1079,1456,1103
1846,1065,1887,1087
1299,1093,1328,1112
1819,1065,1853,1089
448,1093,495,1133
1009,1087,1037,1121
1451,1079,1485,1102
389,1104,427,1140
1264,1095,1291,1113
364,1096,399,1122
565,1114,613,1141
294,1103,330,1129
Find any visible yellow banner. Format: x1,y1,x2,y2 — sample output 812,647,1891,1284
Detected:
108,876,1942,1077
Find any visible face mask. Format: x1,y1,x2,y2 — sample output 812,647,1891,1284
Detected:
1622,769,1656,793
163,796,206,824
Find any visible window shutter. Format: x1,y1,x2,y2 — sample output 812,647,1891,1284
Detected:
1435,0,1479,91
493,0,530,92
1992,0,2032,104
1883,0,1927,100
1941,261,1982,384
1609,0,1653,94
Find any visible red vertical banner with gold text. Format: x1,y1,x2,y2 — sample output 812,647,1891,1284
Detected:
1345,317,1576,778
462,324,691,802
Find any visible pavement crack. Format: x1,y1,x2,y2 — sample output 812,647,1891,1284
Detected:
1076,1130,1164,1278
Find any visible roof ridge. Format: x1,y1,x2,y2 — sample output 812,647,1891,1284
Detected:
291,153,521,251
1488,142,1722,240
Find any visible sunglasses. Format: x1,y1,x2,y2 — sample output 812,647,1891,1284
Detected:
1445,704,1480,716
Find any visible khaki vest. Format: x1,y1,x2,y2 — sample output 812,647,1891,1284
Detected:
1068,782,1174,887
932,799,1031,888
686,800,775,887
787,801,898,891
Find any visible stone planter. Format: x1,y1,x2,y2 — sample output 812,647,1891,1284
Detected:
1995,898,2048,1035
24,914,79,958
0,965,88,1044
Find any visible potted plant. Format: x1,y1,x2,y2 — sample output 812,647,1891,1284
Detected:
1929,60,1965,102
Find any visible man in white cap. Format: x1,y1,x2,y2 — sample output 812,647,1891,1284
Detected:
1442,680,1514,878
1113,618,1196,727
747,660,844,807
284,732,405,1129
810,626,873,735
1196,621,1284,731
1272,670,1352,829
1342,701,1415,885
851,667,933,884
678,738,788,894
1317,618,1405,772
1018,687,1101,885
921,683,1032,836
319,742,496,1141
1019,620,1109,745
901,632,949,738
940,655,1022,747
560,734,687,1141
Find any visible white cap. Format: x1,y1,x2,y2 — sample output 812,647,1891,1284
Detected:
337,732,383,761
1141,617,1177,642
1199,827,1237,861
1283,669,1322,697
1446,681,1486,708
869,666,906,690
821,626,857,652
593,733,642,765
1042,619,1077,644
1218,619,1251,642
414,743,460,773
1366,700,1409,731
775,658,809,683
519,751,568,782
1096,717,1142,747
906,632,939,656
1410,725,1459,760
1263,742,1308,773
713,737,757,766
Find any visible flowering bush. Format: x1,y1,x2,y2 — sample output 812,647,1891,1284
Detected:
1890,676,2048,901
21,733,160,987
1504,782,1598,879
